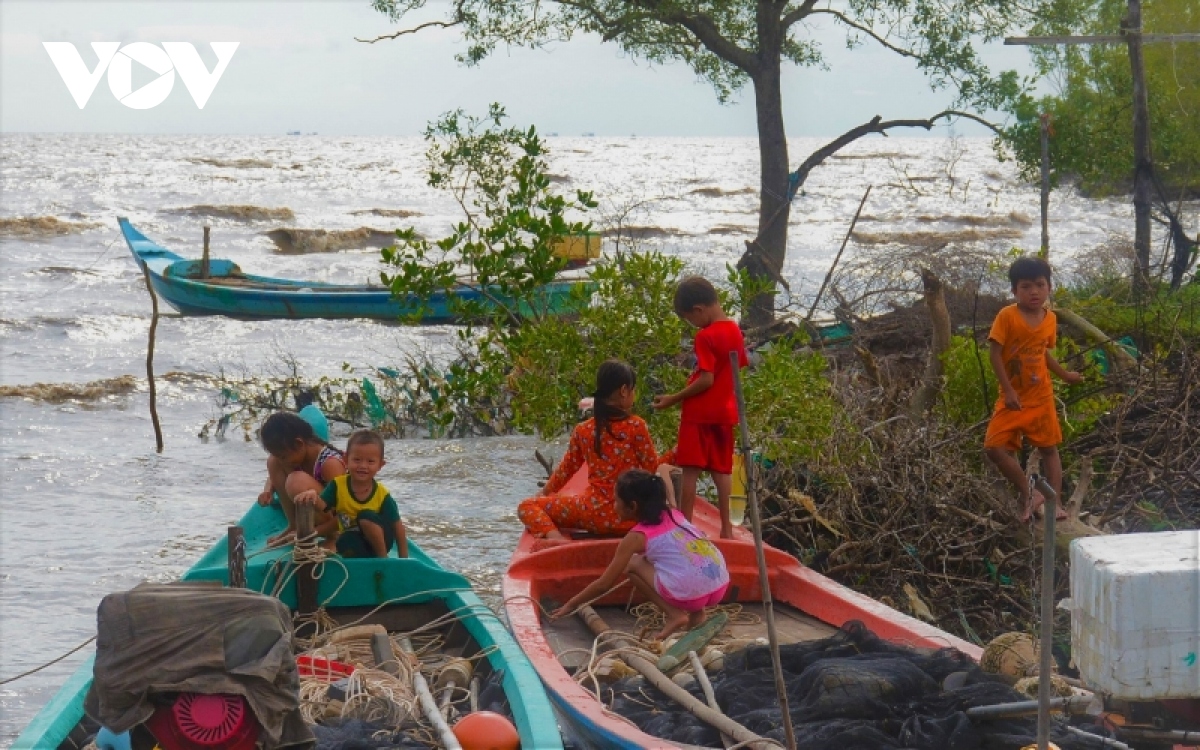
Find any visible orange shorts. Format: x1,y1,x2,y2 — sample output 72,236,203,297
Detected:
984,400,1062,452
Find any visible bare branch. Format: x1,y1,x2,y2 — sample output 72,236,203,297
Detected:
627,0,760,74
356,18,463,43
792,110,999,186
801,9,918,58
779,0,818,30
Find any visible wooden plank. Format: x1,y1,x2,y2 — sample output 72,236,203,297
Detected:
1005,33,1200,45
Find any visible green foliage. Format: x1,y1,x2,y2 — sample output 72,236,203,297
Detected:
502,251,690,443
1001,0,1200,194
372,0,1040,113
939,335,997,428
742,338,843,468
380,103,596,328
1058,280,1200,348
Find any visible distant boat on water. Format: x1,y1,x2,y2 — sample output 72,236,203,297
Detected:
582,131,595,137
119,218,595,322
286,130,301,135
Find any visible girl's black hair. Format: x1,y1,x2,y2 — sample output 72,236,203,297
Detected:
616,469,670,525
260,412,319,455
593,359,637,457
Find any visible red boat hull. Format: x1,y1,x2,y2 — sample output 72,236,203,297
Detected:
503,466,982,748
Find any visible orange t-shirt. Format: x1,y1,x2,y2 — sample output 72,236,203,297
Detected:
988,304,1057,408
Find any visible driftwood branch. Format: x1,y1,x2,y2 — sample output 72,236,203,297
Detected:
909,269,952,416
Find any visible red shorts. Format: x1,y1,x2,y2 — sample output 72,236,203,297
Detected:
674,422,734,475
657,581,730,612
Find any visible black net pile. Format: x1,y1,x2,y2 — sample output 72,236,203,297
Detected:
312,668,514,749
605,621,1116,750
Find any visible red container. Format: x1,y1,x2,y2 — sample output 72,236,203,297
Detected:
296,655,355,681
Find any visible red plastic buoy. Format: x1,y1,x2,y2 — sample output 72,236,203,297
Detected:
452,711,520,750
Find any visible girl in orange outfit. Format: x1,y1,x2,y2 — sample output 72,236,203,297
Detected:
518,360,671,540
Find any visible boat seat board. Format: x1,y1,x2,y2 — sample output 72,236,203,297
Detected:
543,602,838,669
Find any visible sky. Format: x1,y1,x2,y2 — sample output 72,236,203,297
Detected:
1,1,1041,137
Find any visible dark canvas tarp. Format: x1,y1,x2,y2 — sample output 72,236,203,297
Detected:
84,582,314,749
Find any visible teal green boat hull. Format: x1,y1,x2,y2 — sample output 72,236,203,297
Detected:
13,502,562,750
120,217,592,322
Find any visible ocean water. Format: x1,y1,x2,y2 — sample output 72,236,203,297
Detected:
0,133,1174,744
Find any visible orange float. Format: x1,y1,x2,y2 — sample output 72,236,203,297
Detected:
451,711,520,750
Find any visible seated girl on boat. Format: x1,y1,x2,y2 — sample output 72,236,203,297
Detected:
295,429,409,558
551,468,730,638
518,359,672,540
258,412,345,546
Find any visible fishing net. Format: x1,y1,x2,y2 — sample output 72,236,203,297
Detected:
606,621,1116,750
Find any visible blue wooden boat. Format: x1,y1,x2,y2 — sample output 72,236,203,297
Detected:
120,217,591,322
13,500,564,750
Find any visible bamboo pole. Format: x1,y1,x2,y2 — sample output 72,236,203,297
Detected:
730,351,797,750
399,636,462,749
1039,114,1051,259
576,605,777,749
138,262,164,453
1031,474,1059,750
689,650,733,749
805,185,871,324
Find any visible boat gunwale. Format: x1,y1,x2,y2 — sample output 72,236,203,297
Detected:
14,500,563,750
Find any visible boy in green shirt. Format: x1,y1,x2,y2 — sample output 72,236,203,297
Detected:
295,429,408,558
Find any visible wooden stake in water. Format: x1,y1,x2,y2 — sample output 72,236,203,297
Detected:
201,224,211,279
227,526,246,588
138,261,164,453
1031,473,1059,750
730,350,797,750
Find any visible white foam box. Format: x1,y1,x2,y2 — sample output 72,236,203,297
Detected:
1071,530,1200,700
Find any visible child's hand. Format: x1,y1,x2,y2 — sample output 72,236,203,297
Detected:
652,394,677,410
257,489,274,507
293,489,321,507
1063,371,1084,385
550,604,572,620
1003,389,1022,411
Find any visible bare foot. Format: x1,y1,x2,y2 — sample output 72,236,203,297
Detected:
657,609,691,640
543,529,567,541
1033,503,1069,522
267,529,296,548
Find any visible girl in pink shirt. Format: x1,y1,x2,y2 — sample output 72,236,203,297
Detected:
551,468,730,639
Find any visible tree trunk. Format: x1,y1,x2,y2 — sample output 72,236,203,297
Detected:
1125,0,1153,295
739,58,790,328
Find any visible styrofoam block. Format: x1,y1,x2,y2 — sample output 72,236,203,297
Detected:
1071,530,1200,700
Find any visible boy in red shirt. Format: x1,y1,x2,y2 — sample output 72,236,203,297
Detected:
985,256,1082,522
653,276,748,539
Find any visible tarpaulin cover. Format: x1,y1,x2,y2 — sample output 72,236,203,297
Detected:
83,582,314,749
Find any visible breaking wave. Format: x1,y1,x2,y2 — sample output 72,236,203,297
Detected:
852,227,1026,247
266,227,398,254
688,186,756,198
0,216,102,237
168,205,296,222
187,157,273,169
0,375,138,403
349,208,423,218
